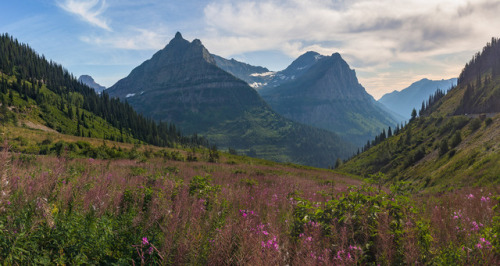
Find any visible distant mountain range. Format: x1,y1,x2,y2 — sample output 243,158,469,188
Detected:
257,52,402,146
378,78,457,119
107,32,355,167
78,75,106,94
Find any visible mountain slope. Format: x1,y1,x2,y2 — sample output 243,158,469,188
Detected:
107,33,355,167
379,78,457,119
259,52,401,147
340,38,500,191
212,54,274,88
78,75,106,94
0,33,202,148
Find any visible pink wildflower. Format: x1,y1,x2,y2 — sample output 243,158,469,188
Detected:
142,237,149,245
467,194,474,199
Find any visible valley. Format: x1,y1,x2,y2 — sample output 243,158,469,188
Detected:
0,24,499,265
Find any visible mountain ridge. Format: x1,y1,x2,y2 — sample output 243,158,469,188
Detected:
107,32,355,167
258,52,401,147
378,78,457,119
78,75,106,94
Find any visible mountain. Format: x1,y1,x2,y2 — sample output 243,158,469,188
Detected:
0,33,203,148
259,52,402,147
78,75,106,94
107,32,355,167
211,54,274,89
378,78,457,119
340,37,500,191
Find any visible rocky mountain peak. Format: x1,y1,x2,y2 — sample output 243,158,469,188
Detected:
78,75,106,93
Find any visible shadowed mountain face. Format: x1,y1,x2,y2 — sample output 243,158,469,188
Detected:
378,78,457,119
211,54,273,89
107,33,355,167
78,75,106,94
259,52,401,147
107,32,268,134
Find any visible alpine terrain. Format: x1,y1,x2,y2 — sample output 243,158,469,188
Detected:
258,52,403,147
107,32,355,167
378,78,457,119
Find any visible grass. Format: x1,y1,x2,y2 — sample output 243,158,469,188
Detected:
0,139,499,264
340,113,500,192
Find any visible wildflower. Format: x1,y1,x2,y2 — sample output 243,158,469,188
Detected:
467,194,474,199
476,243,482,249
142,237,149,245
306,236,313,242
262,230,269,235
147,246,154,254
481,196,490,202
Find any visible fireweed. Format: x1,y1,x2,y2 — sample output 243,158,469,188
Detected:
0,149,497,265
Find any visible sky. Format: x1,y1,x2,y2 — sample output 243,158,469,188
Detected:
1,0,500,99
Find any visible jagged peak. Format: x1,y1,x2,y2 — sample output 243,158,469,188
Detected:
175,32,183,39
192,39,202,46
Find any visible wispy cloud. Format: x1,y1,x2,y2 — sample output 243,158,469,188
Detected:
58,0,111,31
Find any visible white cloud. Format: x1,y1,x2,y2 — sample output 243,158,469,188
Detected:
80,27,170,50
202,0,500,97
58,0,111,31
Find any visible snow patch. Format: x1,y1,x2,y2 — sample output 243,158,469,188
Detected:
250,82,267,88
126,93,136,98
250,71,275,77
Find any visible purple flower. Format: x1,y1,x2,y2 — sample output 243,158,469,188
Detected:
142,237,149,245
147,246,154,254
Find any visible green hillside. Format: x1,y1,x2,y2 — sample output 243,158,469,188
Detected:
339,38,500,191
0,34,206,150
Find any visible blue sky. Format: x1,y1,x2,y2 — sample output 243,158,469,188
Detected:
2,0,500,99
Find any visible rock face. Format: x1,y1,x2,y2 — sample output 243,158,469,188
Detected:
107,32,355,167
379,78,457,119
259,52,401,147
78,75,106,94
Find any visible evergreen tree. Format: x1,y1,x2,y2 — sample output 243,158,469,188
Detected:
410,108,417,122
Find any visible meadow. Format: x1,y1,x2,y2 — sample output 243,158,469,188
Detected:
0,141,498,265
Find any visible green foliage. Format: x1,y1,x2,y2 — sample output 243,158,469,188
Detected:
188,175,221,210
0,33,208,149
450,132,462,148
469,118,482,131
439,139,449,157
291,185,410,263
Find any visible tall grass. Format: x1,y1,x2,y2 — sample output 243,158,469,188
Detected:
0,146,498,264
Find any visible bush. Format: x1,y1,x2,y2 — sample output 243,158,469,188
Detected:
485,118,493,127
450,132,462,148
439,139,449,156
469,118,482,131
